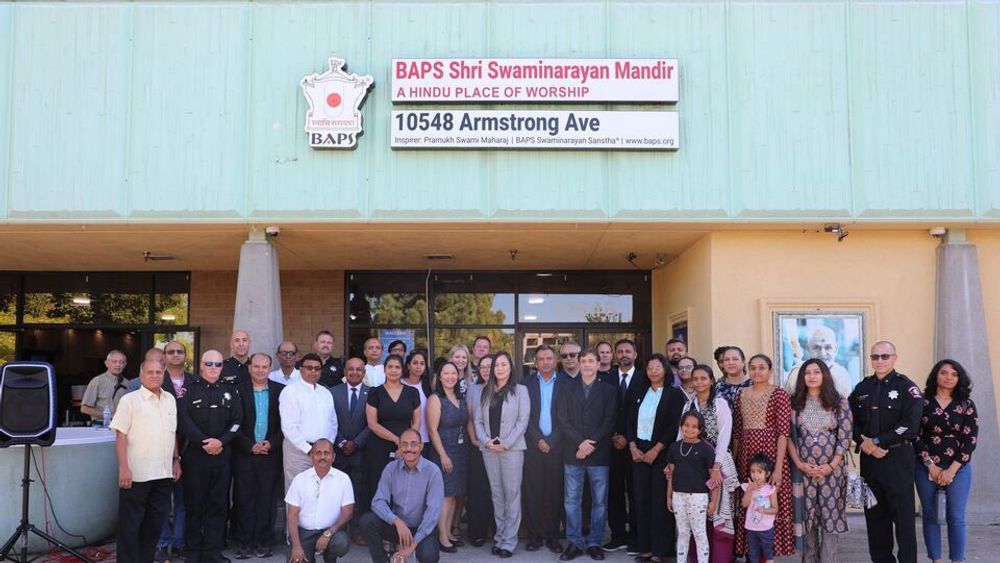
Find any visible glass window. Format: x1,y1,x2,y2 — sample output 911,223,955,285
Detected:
349,292,427,325
348,328,428,361
155,294,189,325
433,328,515,363
0,274,17,325
22,292,150,325
0,331,15,363
434,293,514,325
518,294,633,323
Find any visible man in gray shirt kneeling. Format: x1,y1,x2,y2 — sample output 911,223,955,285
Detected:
360,428,444,563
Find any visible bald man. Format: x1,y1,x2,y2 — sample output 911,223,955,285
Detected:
81,350,131,422
222,330,252,385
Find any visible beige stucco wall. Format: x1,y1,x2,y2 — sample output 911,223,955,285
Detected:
654,227,1000,430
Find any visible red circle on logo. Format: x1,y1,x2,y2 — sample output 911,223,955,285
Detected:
326,93,342,108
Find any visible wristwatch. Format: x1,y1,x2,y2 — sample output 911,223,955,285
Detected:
322,530,333,539
923,458,934,467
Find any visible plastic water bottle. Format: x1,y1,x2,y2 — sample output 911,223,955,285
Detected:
102,405,111,429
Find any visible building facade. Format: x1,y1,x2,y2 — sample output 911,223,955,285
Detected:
0,0,998,507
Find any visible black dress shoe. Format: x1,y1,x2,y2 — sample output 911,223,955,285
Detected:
546,539,563,553
559,544,584,561
451,539,465,547
497,549,513,558
471,538,486,547
439,542,458,553
586,546,605,560
491,546,501,555
526,538,542,552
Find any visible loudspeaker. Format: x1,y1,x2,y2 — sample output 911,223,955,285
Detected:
0,362,57,447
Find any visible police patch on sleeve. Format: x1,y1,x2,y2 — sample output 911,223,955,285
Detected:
908,386,921,398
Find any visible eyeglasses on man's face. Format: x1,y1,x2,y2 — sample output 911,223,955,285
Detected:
203,361,223,368
165,349,185,355
869,353,895,361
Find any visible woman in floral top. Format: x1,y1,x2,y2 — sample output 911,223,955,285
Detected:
913,359,978,563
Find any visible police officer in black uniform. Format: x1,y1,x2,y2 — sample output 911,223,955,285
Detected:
221,330,251,385
178,349,243,563
313,329,345,388
849,340,921,563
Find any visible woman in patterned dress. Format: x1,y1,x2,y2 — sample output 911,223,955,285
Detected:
788,359,851,562
732,354,795,557
913,359,978,563
715,346,751,410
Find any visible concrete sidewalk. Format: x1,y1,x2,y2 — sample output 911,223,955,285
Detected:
105,513,989,562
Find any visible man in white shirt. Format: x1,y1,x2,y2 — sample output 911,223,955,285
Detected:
269,341,301,385
286,438,354,563
280,353,338,493
110,359,181,563
363,337,386,388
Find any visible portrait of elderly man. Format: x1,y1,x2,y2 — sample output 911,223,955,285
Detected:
784,325,854,397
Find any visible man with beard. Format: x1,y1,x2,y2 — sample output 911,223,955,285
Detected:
222,330,251,385
603,339,645,555
664,338,687,388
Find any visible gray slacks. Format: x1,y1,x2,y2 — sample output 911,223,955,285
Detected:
483,449,524,552
802,526,840,563
283,441,313,494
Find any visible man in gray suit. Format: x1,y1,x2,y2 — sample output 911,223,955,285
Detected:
331,356,370,546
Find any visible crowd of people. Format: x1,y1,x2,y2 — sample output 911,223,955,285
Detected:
89,329,980,563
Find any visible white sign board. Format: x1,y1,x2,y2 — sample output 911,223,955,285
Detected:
392,58,678,103
390,110,679,150
301,57,374,148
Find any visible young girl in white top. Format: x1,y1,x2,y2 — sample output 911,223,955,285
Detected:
741,453,780,563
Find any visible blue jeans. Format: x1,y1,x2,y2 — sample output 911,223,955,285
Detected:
746,527,774,561
914,462,972,561
157,478,185,549
564,464,609,549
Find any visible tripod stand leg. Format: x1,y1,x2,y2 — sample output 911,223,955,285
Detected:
27,527,90,562
0,524,28,558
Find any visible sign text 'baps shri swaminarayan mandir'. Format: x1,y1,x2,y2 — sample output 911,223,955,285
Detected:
391,58,678,103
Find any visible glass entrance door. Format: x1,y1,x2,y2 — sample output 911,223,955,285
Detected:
518,328,583,377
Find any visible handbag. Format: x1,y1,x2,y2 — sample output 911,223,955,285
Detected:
846,453,877,509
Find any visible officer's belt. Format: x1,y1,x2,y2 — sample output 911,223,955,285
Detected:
884,440,912,450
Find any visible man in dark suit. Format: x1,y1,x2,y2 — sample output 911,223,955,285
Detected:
331,356,370,546
231,352,284,558
557,349,617,561
523,345,566,553
603,339,646,554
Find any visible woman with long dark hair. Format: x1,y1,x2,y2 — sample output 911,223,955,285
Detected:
427,361,468,552
627,353,687,562
788,358,851,562
465,354,495,546
364,354,421,503
732,354,794,557
914,359,978,563
402,350,433,446
474,351,530,558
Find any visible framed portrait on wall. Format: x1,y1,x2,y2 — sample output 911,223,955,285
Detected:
760,301,876,397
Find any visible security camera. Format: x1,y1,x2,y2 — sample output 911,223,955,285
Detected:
265,226,281,238
929,227,946,238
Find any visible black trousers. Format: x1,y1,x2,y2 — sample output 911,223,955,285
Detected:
466,444,494,541
118,478,173,563
631,450,674,558
523,447,564,541
608,447,636,547
334,450,368,529
231,451,280,546
183,450,232,562
359,512,440,563
862,446,917,563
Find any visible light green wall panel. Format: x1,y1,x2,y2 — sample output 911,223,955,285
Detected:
0,4,10,220
489,1,609,219
367,1,489,219
610,1,729,219
729,2,851,218
127,4,249,219
972,1,1000,218
849,0,974,218
7,5,129,219
247,3,370,220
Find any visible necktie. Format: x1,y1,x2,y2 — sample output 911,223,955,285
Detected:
349,387,358,416
619,373,628,401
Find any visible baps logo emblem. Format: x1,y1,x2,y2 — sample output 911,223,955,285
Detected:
301,57,374,149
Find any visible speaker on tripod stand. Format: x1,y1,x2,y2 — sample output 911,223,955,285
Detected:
0,362,91,563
